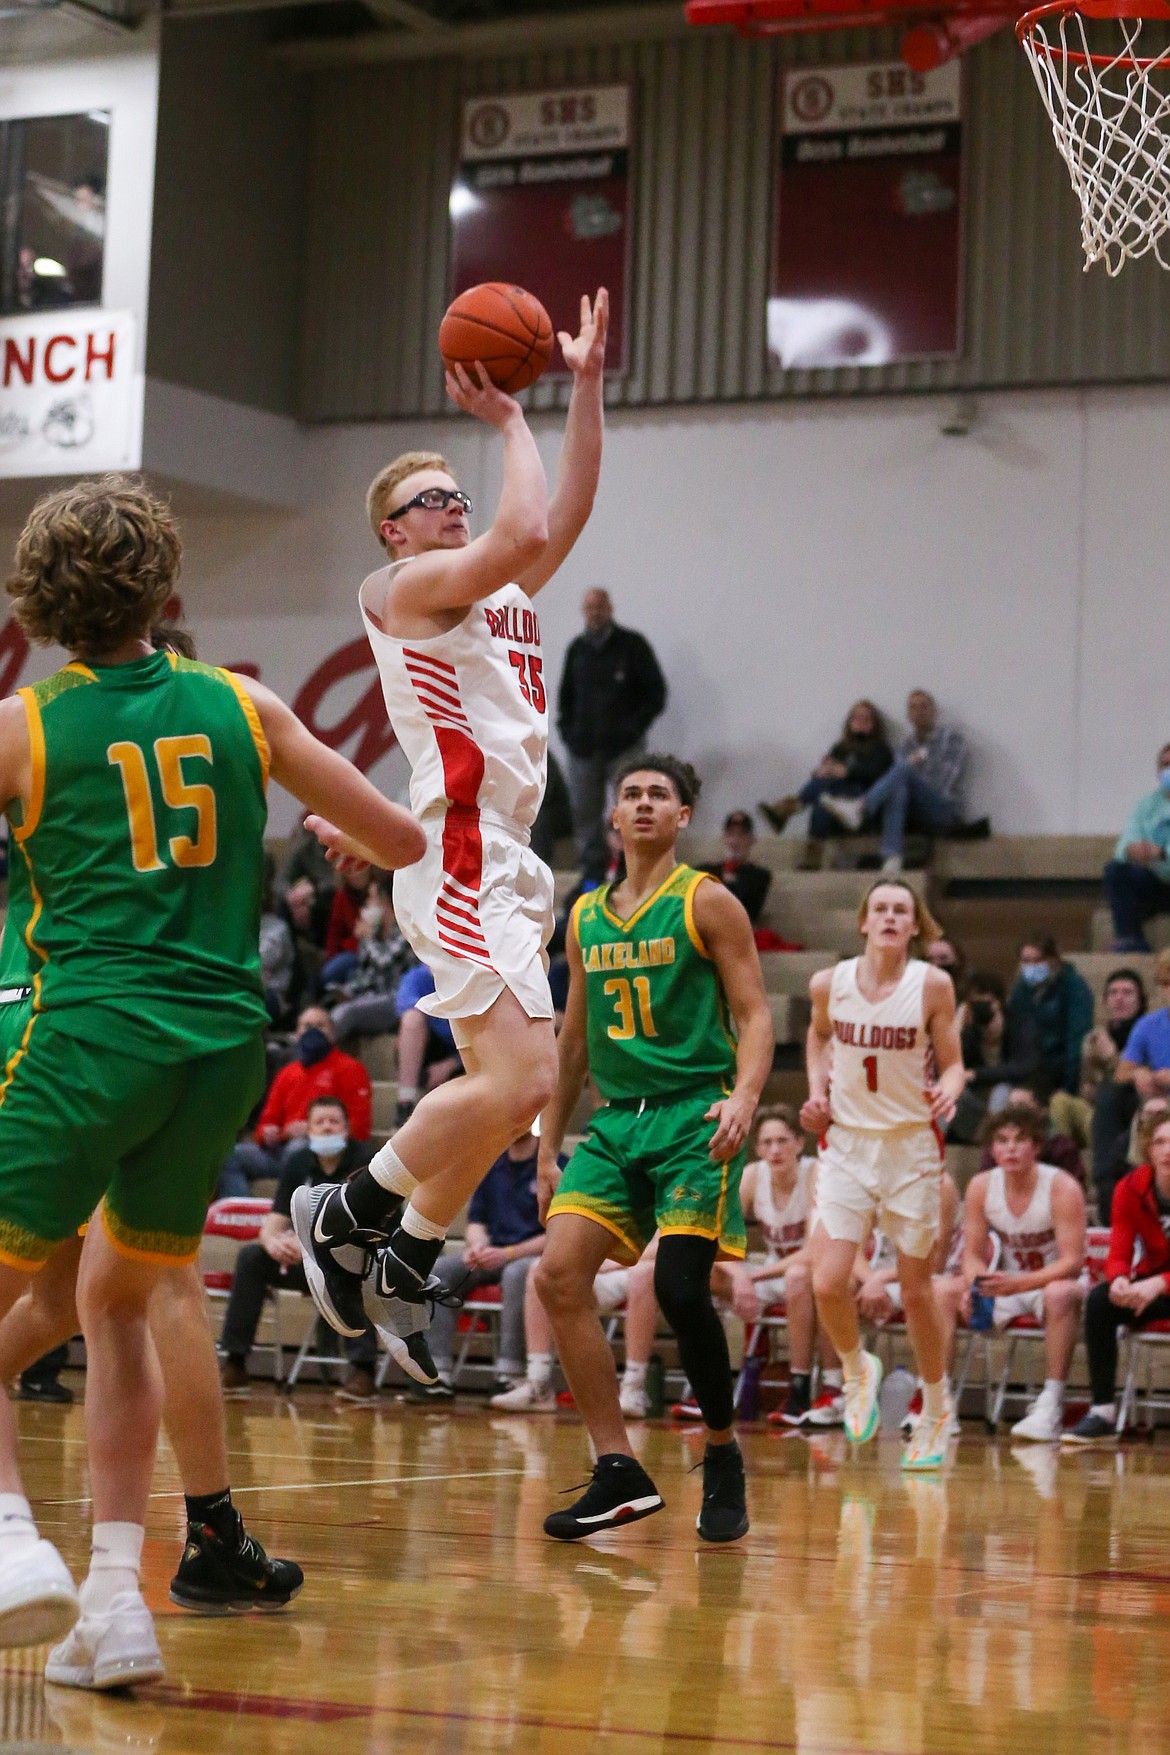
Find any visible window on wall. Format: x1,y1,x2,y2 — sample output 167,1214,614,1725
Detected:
0,111,109,318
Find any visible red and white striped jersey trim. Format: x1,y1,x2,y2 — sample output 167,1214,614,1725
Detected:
403,648,474,736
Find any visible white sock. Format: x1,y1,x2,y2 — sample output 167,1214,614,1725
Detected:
923,1379,948,1420
622,1361,647,1389
841,1347,864,1380
822,1369,843,1389
81,1522,144,1615
368,1142,418,1199
397,1085,420,1105
0,1493,38,1551
400,1201,447,1243
527,1353,552,1387
1041,1378,1065,1405
1091,1401,1116,1420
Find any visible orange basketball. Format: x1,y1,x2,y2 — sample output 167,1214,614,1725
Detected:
439,283,554,394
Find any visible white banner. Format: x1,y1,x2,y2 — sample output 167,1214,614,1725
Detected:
460,86,630,162
783,62,961,136
0,310,142,479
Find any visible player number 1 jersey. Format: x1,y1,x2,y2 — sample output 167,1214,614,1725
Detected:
828,956,933,1131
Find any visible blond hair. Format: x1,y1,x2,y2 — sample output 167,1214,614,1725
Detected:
366,451,452,549
856,878,943,957
9,474,179,659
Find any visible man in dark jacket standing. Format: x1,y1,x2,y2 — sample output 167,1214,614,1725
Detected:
557,588,667,881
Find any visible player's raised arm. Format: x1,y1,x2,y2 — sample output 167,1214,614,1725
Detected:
237,678,426,872
537,916,590,1223
800,968,835,1137
692,879,774,1163
380,368,549,621
516,290,608,600
925,964,966,1125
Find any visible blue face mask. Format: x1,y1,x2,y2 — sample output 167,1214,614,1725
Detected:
1021,962,1050,986
1159,768,1170,792
297,1027,331,1067
308,1131,347,1157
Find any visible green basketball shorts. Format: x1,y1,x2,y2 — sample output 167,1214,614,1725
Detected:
547,1086,747,1265
0,1009,265,1270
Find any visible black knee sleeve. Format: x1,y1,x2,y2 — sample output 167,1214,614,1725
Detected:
654,1235,734,1432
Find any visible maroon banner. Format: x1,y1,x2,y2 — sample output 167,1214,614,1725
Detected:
450,85,632,375
771,61,963,368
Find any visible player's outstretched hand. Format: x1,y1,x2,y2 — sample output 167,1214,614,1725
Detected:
800,1094,832,1137
445,360,524,429
304,813,372,879
558,288,609,379
537,1151,563,1226
706,1091,754,1163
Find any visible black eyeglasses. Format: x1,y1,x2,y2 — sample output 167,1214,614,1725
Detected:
386,487,473,521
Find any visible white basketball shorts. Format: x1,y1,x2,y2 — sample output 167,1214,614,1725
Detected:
393,808,554,1044
814,1123,944,1261
991,1288,1046,1328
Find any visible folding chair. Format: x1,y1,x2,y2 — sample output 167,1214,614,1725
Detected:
201,1197,288,1384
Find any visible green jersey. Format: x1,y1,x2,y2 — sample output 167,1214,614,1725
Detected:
572,864,738,1103
0,843,33,992
10,649,270,1063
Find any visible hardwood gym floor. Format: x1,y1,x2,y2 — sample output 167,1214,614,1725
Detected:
2,1387,1168,1753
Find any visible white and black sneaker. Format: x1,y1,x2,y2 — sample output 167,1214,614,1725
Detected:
1062,1411,1119,1445
544,1455,665,1542
360,1276,447,1386
290,1182,390,1338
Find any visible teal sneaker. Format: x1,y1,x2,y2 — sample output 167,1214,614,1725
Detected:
901,1401,954,1472
843,1352,883,1444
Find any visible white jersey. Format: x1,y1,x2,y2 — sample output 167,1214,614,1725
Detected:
828,956,933,1132
751,1156,815,1258
360,561,547,831
984,1163,1059,1273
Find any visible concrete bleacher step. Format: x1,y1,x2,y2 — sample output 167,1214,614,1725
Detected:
761,903,863,951
552,870,579,911
356,1034,397,1079
761,951,839,994
1090,906,1170,954
370,1080,399,1134
769,993,810,1046
678,834,806,873
935,835,1114,883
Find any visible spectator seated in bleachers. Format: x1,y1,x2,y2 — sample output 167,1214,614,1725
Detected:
949,973,1038,1145
926,935,968,989
1007,935,1094,1104
394,963,463,1126
935,1101,1086,1442
1064,1111,1170,1444
319,868,373,992
259,855,296,1026
323,877,417,1045
421,1129,549,1400
817,689,988,877
492,1235,661,1416
1098,952,1170,1221
1050,966,1147,1157
215,1006,372,1198
708,1105,826,1427
218,1097,378,1402
758,698,893,852
1103,740,1170,951
279,875,327,1006
699,810,772,925
281,818,340,903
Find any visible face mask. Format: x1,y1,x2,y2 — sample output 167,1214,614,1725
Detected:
1160,768,1170,792
297,1027,331,1067
308,1131,347,1157
1020,962,1050,986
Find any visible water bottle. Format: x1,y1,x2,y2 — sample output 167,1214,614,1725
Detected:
645,1354,665,1419
878,1365,917,1436
969,1283,995,1331
738,1355,763,1422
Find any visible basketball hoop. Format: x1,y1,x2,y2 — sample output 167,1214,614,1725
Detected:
1019,0,1170,272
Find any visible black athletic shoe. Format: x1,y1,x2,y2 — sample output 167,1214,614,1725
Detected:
169,1521,305,1614
17,1375,73,1404
696,1442,749,1544
1061,1412,1119,1446
544,1454,665,1541
290,1181,387,1337
361,1259,462,1387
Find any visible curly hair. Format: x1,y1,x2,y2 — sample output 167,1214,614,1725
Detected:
8,475,180,660
611,752,702,810
979,1099,1048,1150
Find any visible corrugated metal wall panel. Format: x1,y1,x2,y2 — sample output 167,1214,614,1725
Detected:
299,24,1170,419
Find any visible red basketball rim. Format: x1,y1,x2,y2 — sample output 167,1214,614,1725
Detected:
1018,0,1170,67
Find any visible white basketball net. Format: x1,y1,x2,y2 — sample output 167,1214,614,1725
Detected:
1021,10,1170,273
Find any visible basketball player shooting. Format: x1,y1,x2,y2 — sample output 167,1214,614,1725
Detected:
801,881,966,1472
295,290,608,1379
